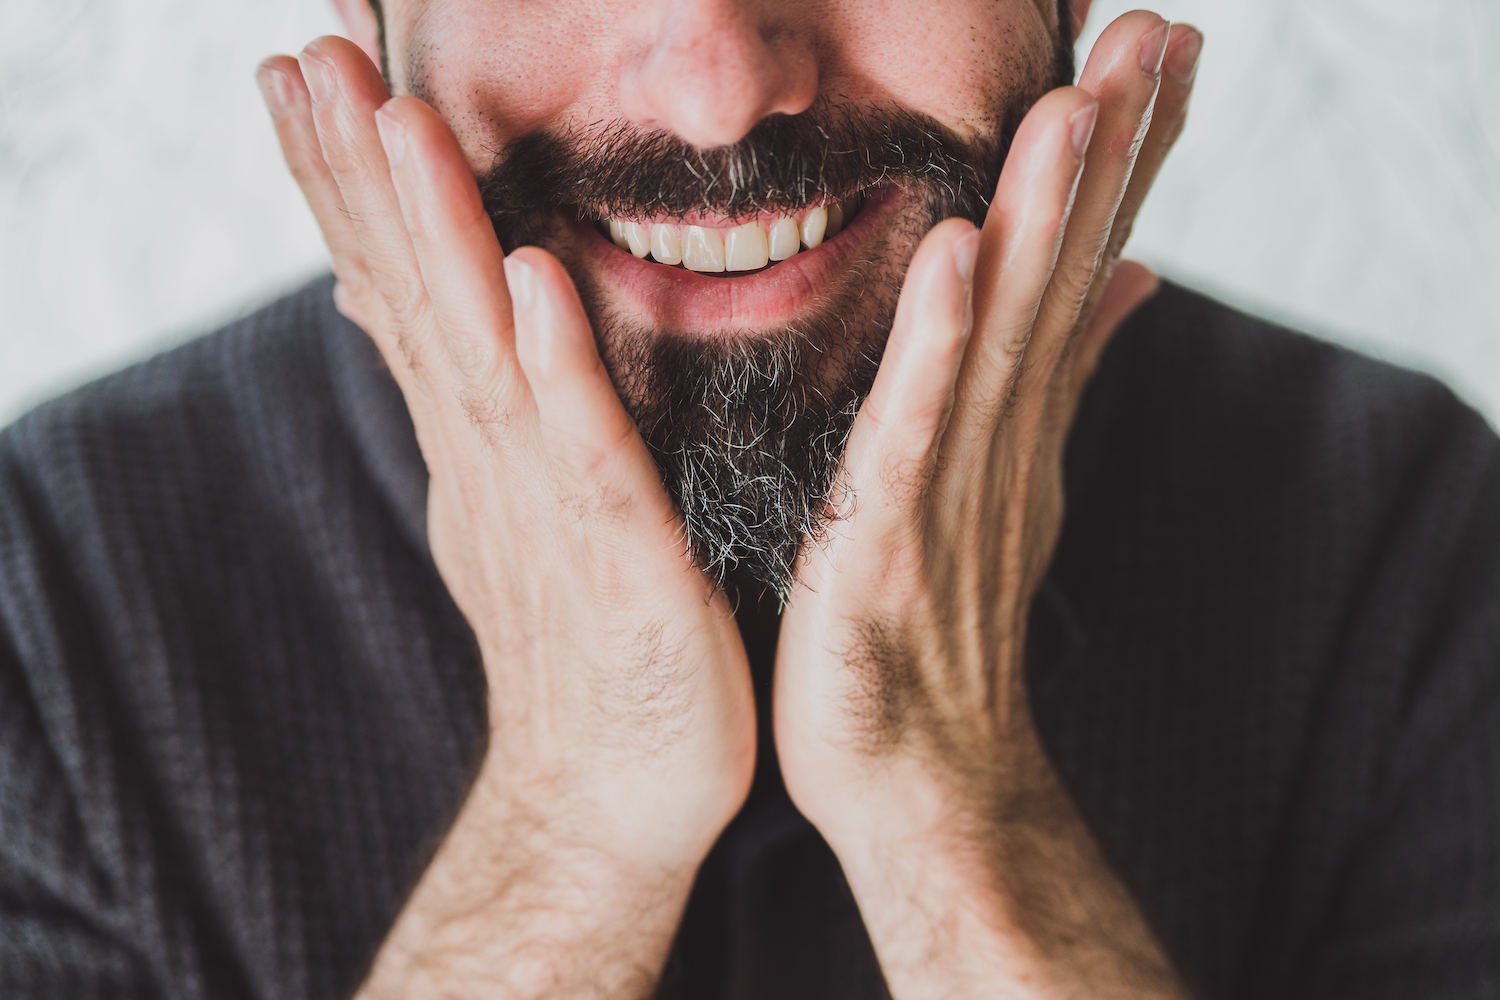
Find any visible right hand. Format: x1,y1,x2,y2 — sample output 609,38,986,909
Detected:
256,35,756,875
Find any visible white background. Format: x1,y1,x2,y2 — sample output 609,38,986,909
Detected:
2,0,1496,427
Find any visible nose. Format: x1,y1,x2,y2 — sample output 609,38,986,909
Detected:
617,0,819,149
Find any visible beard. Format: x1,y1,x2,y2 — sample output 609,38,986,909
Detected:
474,74,1070,600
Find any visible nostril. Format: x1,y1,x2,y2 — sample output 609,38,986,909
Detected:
616,15,817,149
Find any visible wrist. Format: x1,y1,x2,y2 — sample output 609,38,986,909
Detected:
361,757,706,999
470,746,732,878
817,747,1185,1000
793,710,1052,859
830,812,1061,1000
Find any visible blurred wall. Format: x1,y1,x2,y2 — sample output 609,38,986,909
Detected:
1,0,1496,426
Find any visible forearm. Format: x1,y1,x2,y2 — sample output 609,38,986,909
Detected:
828,735,1187,1000
356,754,699,999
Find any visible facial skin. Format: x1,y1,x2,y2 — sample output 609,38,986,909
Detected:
350,0,1076,595
260,2,1203,995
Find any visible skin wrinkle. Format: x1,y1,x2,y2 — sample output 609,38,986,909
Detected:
270,4,1204,997
468,99,1056,600
360,3,1074,602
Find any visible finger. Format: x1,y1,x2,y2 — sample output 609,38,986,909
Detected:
256,56,402,366
837,219,980,525
506,248,670,521
1104,25,1202,270
375,97,524,401
1068,259,1158,398
1055,25,1199,418
1023,11,1172,384
298,36,438,369
949,86,1097,436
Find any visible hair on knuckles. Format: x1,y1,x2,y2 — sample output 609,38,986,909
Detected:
362,0,1077,601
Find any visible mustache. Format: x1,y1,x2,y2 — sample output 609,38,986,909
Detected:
477,98,1024,246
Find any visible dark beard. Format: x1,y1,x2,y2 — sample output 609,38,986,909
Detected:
476,82,1067,600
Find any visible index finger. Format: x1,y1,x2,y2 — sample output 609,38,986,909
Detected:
1022,11,1171,382
299,36,441,375
374,97,523,397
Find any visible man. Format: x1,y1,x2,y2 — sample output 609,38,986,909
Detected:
1,0,1497,996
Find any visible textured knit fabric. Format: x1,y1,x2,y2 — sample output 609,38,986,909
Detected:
0,277,1497,999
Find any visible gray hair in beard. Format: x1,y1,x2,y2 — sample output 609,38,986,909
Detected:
582,243,903,602
477,86,1067,601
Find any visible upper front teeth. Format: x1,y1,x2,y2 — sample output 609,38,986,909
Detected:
650,223,682,264
724,222,768,271
684,225,727,271
604,195,860,273
768,217,799,260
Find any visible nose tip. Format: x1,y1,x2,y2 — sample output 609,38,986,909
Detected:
618,4,818,149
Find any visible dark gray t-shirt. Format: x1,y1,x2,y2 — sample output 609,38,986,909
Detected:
1,278,1497,999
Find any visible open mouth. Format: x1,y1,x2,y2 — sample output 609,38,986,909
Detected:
590,191,868,277
567,184,904,332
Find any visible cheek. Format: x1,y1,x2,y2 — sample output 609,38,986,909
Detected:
385,0,1059,171
388,0,622,172
826,0,1056,139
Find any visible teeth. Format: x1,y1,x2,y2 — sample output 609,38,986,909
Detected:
825,201,844,239
622,221,650,258
609,218,654,258
608,218,630,251
650,223,682,265
682,225,726,272
724,222,769,271
768,217,799,260
800,206,827,249
602,194,864,271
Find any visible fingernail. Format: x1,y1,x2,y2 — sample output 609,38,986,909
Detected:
256,62,291,113
504,256,536,313
952,229,980,284
299,52,334,105
1165,28,1203,85
375,106,406,167
1139,20,1170,76
1069,103,1098,161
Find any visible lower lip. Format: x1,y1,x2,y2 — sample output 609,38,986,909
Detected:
566,186,903,334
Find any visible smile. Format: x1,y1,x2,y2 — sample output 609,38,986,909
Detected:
592,192,867,276
565,184,903,331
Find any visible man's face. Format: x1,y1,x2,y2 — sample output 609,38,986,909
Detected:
373,0,1071,595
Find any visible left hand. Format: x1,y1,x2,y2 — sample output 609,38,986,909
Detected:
775,13,1201,997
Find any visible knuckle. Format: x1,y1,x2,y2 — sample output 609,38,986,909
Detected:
286,157,329,188
879,450,937,508
445,332,502,386
1106,117,1151,159
1049,260,1098,318
368,266,428,326
315,132,361,178
331,262,374,302
455,383,511,443
561,469,636,530
970,354,1031,428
